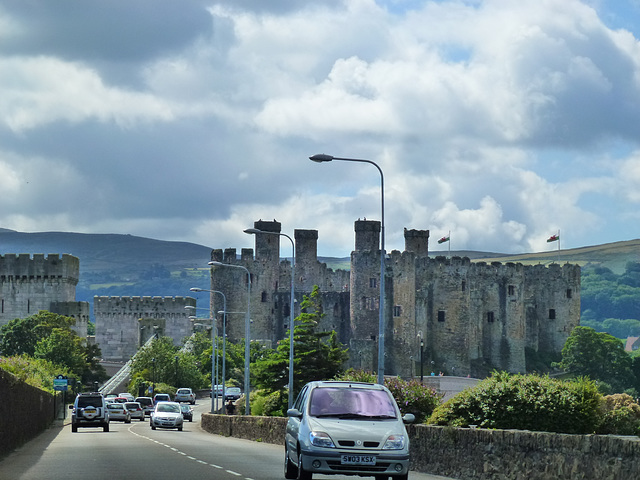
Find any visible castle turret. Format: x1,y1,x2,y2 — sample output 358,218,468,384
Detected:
355,220,380,252
404,228,430,256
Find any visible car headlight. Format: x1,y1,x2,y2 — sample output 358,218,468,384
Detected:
382,435,406,450
309,431,335,448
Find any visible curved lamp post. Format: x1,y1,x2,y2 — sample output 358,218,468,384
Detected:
244,227,296,409
190,287,227,414
309,153,386,385
208,261,252,415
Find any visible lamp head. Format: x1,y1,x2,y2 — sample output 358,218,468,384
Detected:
208,261,222,266
190,287,203,292
244,228,263,235
309,153,334,162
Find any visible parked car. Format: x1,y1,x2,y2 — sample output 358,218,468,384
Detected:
180,403,193,422
284,381,415,480
150,401,184,431
135,396,154,416
153,393,171,404
107,402,131,423
225,387,242,401
210,385,223,397
124,402,145,421
174,388,196,404
118,392,135,402
69,392,110,432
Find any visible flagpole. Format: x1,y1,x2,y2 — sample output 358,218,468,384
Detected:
448,230,451,257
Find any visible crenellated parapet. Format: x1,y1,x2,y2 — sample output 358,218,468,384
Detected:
0,253,80,284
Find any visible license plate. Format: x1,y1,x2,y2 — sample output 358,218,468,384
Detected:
341,455,376,465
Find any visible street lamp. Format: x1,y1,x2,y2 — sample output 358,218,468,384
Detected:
309,153,386,385
208,261,252,415
244,227,297,409
190,287,227,414
152,357,156,395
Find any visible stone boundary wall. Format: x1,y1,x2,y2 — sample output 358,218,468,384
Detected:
200,413,640,480
0,369,57,459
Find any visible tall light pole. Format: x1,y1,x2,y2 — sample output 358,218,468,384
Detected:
309,153,386,385
217,310,246,414
208,261,252,415
244,227,297,409
190,287,226,414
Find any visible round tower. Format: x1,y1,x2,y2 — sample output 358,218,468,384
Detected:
404,228,430,257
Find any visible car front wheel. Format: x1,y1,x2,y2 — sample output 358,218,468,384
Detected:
297,453,312,480
284,447,298,479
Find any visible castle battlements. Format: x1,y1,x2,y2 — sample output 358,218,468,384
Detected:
0,253,80,283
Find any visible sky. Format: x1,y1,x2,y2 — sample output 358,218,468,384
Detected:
1,0,640,258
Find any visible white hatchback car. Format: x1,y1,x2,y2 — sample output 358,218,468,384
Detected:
174,388,196,404
285,381,414,480
150,401,184,431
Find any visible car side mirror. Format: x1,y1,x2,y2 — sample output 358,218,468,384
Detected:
69,405,73,409
286,408,302,418
402,413,415,424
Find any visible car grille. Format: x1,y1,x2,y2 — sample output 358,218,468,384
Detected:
326,460,390,473
337,440,380,448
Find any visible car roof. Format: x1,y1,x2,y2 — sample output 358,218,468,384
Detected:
306,380,385,391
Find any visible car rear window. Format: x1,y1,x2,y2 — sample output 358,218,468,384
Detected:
77,397,102,408
309,387,397,418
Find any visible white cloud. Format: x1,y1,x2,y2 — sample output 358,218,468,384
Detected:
0,56,175,132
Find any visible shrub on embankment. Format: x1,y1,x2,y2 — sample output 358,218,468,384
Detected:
428,371,640,436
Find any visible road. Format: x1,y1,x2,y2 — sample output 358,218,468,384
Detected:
0,401,456,480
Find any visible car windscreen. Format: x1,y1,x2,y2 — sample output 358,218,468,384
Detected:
107,404,123,410
157,404,180,413
309,387,397,419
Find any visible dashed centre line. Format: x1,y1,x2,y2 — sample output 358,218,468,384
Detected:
128,425,254,480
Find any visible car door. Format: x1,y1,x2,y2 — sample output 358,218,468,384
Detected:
286,384,309,464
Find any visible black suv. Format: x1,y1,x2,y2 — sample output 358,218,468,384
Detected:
70,392,110,432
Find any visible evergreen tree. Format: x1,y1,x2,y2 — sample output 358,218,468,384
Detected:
253,285,349,402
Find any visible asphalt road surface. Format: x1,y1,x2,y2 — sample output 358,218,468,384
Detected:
0,401,456,480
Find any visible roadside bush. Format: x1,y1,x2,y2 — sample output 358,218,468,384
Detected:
597,393,640,436
334,369,442,423
427,371,602,434
251,389,286,416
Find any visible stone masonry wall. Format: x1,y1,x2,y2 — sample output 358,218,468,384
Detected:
200,414,640,480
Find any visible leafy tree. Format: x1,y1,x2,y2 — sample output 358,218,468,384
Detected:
554,326,635,393
0,311,106,385
252,285,349,414
129,336,207,393
427,372,602,434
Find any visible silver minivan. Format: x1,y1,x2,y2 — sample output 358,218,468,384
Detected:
285,381,414,480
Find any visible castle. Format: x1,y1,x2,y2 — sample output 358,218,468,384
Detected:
0,220,581,378
210,219,581,378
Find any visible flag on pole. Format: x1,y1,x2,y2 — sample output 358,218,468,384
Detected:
546,234,560,243
438,235,450,244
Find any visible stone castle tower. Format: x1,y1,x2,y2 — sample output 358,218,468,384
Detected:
211,219,580,378
0,254,90,337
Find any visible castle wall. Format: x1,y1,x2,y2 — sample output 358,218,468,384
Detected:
94,296,196,362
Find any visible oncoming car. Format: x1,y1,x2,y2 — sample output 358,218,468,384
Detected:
285,381,414,480
150,401,184,431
